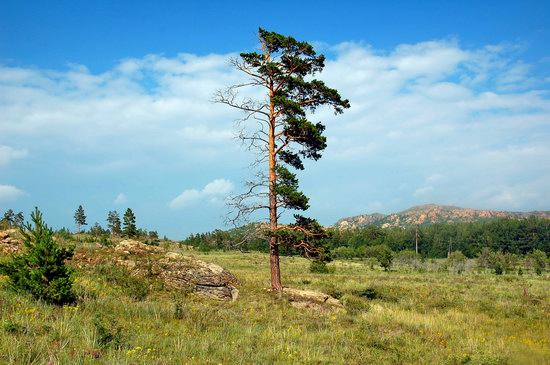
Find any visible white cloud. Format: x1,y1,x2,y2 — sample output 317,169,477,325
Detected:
0,146,28,166
426,174,443,184
414,186,434,197
0,184,24,202
169,178,234,209
0,39,548,219
114,193,128,205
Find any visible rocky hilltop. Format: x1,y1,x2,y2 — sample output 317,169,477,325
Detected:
334,204,550,229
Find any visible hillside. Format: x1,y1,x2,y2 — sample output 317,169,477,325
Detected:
334,204,550,229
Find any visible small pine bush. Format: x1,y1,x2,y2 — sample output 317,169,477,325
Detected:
0,208,75,305
93,315,124,349
309,260,334,274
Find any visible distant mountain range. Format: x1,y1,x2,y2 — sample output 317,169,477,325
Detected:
334,204,550,229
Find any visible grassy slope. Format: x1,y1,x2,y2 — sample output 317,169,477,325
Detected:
0,249,549,365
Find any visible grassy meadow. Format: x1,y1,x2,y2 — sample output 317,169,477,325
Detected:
1,247,549,365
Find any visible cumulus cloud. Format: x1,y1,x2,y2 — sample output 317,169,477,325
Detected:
0,39,548,221
414,186,434,197
114,193,128,205
169,179,234,209
0,184,24,202
0,146,28,166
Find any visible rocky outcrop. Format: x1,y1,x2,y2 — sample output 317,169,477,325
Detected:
283,288,344,312
335,204,550,229
0,229,21,254
74,240,240,301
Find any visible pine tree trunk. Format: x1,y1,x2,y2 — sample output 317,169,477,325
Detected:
269,237,282,291
268,82,282,292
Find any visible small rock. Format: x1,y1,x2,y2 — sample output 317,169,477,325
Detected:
0,229,22,254
283,287,344,312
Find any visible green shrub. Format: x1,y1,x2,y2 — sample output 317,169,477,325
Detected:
99,235,113,247
364,244,394,271
447,251,467,274
0,208,75,305
309,260,334,274
2,320,26,335
528,249,547,276
354,287,380,300
93,315,124,349
395,250,422,270
95,265,150,301
341,294,370,314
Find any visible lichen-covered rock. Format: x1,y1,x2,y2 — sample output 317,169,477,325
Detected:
75,240,239,301
283,287,344,312
0,229,21,255
114,239,164,255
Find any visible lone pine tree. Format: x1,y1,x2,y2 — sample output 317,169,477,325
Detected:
216,29,349,290
74,205,87,234
123,208,137,238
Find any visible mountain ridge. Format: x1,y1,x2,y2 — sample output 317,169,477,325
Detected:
334,204,550,229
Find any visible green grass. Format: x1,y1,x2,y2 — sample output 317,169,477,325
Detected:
1,249,549,364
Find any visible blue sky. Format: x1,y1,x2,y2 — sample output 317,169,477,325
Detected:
1,1,549,238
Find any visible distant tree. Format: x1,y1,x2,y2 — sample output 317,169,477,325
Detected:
137,228,148,238
0,207,75,305
90,222,106,237
332,246,356,260
528,249,547,276
107,210,121,237
144,230,160,246
74,205,87,234
447,251,467,274
216,28,349,291
476,247,492,270
2,209,15,228
395,249,422,270
365,244,394,271
14,212,24,228
123,208,137,238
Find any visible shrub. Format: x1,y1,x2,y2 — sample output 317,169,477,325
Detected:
494,262,504,275
477,247,492,270
341,294,370,314
447,251,467,274
93,315,124,349
354,287,380,300
528,249,547,276
2,320,26,335
364,244,394,271
95,265,150,301
0,208,75,305
99,234,113,247
332,246,356,260
55,227,73,241
309,260,334,274
395,250,422,270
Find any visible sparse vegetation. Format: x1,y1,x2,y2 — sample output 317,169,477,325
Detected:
0,245,548,364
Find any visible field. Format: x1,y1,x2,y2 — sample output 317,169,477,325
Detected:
1,248,549,365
